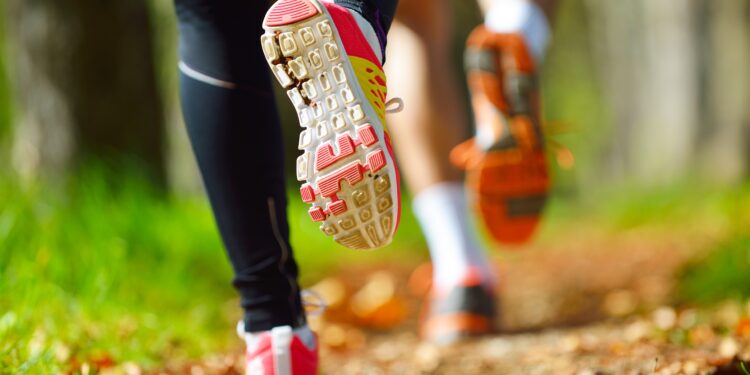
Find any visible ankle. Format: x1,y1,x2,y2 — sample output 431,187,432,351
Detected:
412,183,496,291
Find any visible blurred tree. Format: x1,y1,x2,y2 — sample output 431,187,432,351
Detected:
699,0,750,183
586,0,698,185
586,0,750,186
6,0,166,185
0,0,11,161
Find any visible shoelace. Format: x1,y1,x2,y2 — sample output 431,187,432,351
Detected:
385,97,404,114
547,139,575,170
451,119,577,171
301,288,327,317
542,120,576,170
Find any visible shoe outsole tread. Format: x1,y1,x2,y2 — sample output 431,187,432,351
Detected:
262,0,399,250
462,26,550,245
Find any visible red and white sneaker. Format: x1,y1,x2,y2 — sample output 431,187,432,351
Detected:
238,324,318,375
262,0,401,250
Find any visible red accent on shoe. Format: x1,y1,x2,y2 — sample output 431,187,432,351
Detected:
265,0,320,27
366,150,386,172
462,267,486,288
317,161,365,197
300,184,316,203
430,266,495,298
322,2,382,67
315,134,357,171
245,332,319,375
309,207,326,222
356,125,378,147
327,200,348,216
289,336,319,374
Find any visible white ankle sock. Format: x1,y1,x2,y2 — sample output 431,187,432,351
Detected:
485,0,550,64
412,183,494,291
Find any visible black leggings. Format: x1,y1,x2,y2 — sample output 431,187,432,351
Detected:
174,0,397,332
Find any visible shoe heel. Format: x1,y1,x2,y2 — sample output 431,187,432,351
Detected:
264,0,322,28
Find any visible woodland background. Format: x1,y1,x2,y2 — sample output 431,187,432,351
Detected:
2,0,750,373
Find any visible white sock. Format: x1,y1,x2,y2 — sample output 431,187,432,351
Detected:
412,183,494,291
485,0,550,64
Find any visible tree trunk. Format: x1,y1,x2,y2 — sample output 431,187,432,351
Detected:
699,0,750,183
586,0,703,186
7,0,166,185
584,0,643,183
636,0,701,184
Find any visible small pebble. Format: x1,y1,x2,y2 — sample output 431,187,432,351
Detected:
560,335,581,352
682,360,698,375
688,324,716,345
714,301,743,329
677,309,698,329
653,307,677,330
580,333,599,350
624,320,651,342
373,341,401,362
324,325,346,347
603,290,637,317
718,337,739,358
413,343,441,373
480,338,512,357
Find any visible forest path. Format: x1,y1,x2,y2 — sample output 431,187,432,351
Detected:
171,229,750,374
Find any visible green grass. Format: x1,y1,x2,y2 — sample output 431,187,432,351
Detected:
0,168,427,372
678,234,750,305
540,180,750,307
3,164,750,372
538,179,750,238
1,172,233,372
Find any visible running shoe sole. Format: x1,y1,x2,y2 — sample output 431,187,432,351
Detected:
462,27,549,245
468,136,548,244
261,0,401,250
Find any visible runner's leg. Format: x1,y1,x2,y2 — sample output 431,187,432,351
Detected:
174,0,402,331
174,0,305,333
387,0,493,292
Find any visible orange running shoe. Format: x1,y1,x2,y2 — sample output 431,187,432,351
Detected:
420,268,497,344
452,26,549,245
262,0,401,250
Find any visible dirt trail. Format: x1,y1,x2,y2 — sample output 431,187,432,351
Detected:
166,228,750,374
